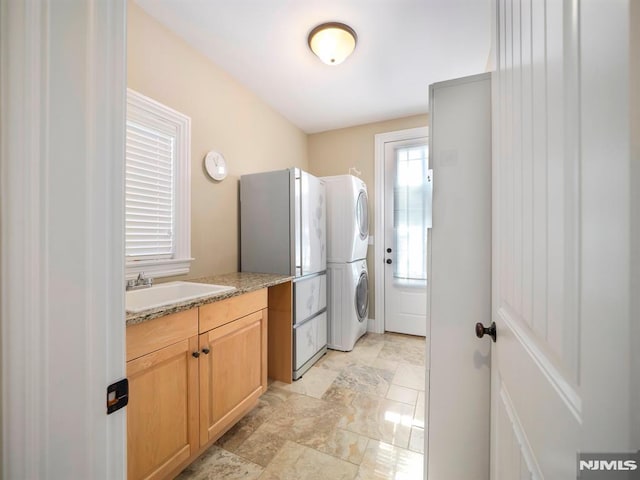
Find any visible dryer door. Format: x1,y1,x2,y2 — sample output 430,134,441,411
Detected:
355,270,369,322
356,190,368,240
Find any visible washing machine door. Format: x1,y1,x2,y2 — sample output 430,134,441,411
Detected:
356,189,368,240
355,270,369,322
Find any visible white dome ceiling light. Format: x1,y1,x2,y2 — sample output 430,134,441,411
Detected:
308,22,357,66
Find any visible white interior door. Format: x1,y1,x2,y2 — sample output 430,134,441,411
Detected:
384,137,429,336
427,73,492,480
490,0,636,478
491,0,580,472
1,0,127,478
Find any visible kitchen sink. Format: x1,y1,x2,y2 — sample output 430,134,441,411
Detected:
126,281,236,313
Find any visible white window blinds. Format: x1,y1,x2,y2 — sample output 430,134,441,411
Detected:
125,121,175,259
125,88,191,279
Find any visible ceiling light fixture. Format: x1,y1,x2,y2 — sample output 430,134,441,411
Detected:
308,22,357,66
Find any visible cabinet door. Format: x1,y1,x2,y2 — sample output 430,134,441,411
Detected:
127,336,199,480
199,309,267,446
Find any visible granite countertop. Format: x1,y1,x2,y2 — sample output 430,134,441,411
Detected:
126,272,293,326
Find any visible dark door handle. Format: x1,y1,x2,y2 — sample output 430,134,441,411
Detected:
192,351,200,358
202,347,210,355
386,248,392,253
475,322,496,342
386,259,392,264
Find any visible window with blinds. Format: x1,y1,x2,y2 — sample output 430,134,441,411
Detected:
125,89,192,279
125,121,175,259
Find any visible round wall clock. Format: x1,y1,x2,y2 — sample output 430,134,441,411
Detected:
204,150,228,181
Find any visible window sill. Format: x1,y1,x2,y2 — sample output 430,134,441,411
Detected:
126,258,194,280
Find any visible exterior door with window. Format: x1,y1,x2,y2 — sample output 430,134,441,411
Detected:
384,137,430,337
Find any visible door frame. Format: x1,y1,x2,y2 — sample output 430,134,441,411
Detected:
373,127,429,334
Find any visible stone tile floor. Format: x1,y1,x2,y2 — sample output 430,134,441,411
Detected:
177,332,428,480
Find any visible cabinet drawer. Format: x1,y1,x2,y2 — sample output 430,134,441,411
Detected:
293,311,327,370
199,289,268,333
294,273,326,324
126,308,198,362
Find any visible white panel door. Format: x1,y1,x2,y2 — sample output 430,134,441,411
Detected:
492,0,579,475
490,0,636,478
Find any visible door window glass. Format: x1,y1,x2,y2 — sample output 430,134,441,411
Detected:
394,144,429,283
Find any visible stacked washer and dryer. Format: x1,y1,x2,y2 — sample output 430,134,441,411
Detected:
323,175,370,352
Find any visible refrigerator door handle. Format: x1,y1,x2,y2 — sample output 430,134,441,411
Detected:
294,172,303,276
426,169,433,229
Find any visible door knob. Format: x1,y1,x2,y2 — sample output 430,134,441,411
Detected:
386,259,392,264
386,248,392,253
202,347,210,355
192,351,200,358
475,322,496,342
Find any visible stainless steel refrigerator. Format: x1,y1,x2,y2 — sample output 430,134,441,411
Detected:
240,168,327,379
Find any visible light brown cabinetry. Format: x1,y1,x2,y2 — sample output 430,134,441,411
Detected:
198,288,268,446
267,281,293,383
199,308,267,445
126,288,272,480
126,309,199,480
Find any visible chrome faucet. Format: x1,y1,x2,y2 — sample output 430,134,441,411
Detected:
126,272,154,291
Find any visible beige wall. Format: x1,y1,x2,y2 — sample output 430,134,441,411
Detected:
307,114,429,319
127,2,308,280
128,2,429,319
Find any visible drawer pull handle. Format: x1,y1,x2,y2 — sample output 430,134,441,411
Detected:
192,351,200,358
202,347,210,355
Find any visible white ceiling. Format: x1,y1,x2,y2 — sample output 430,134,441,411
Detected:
134,0,492,134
